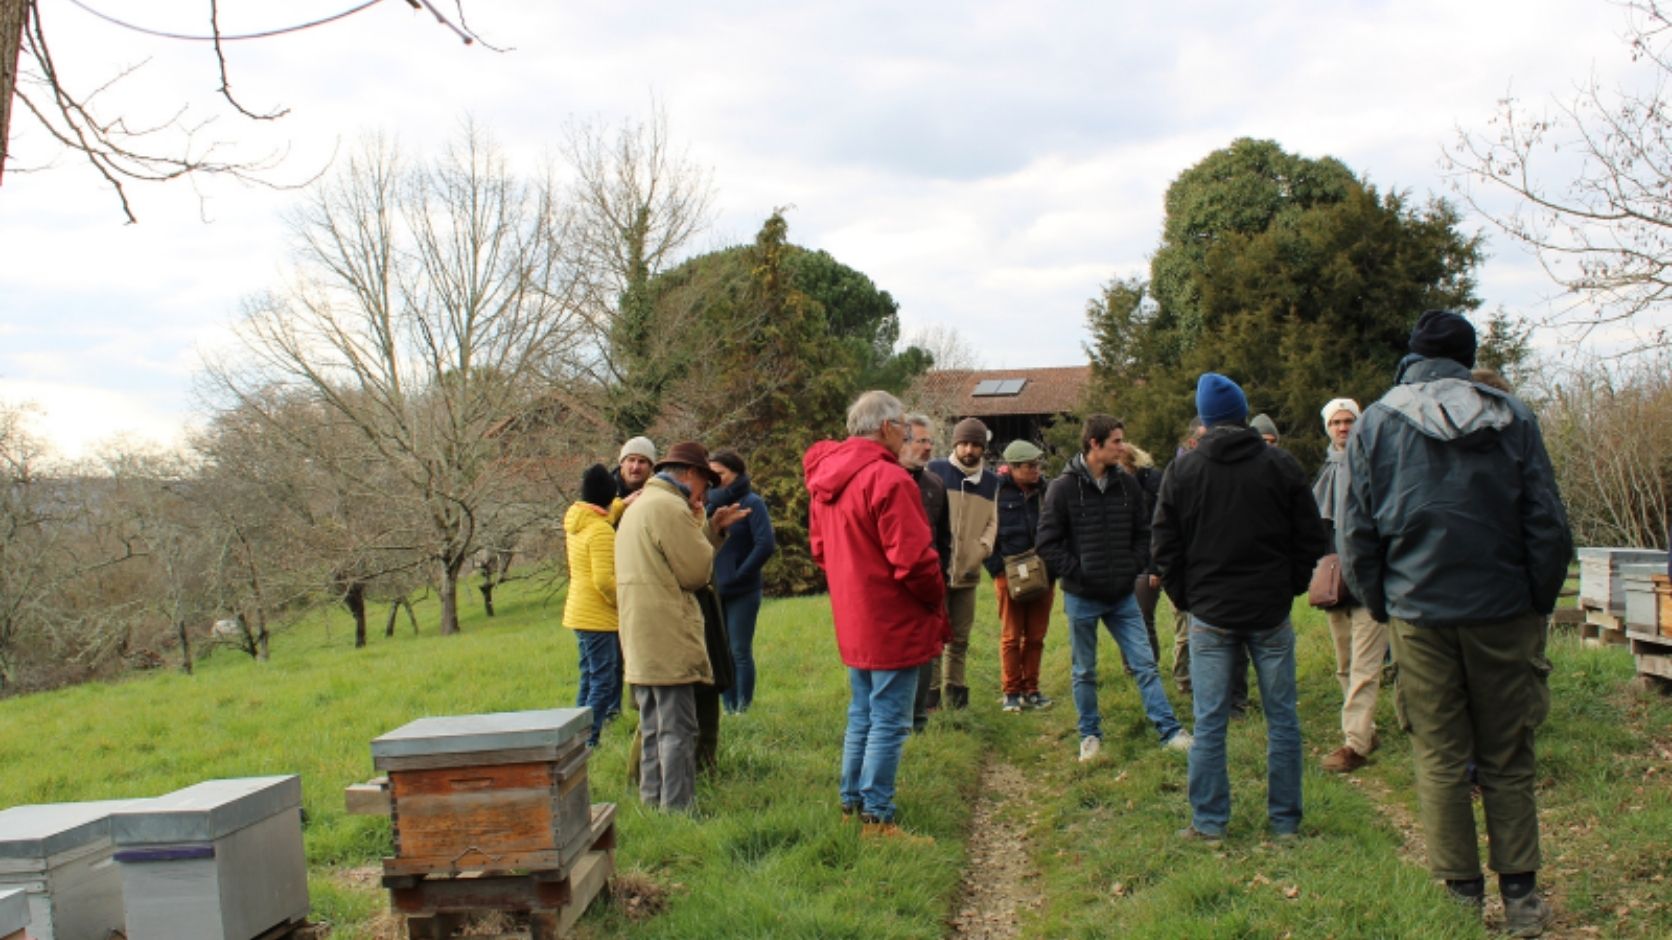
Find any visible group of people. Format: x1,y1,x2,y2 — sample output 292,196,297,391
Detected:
555,308,1567,936
810,310,1569,937
560,436,776,811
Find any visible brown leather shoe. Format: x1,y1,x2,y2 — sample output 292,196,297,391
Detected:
860,817,935,845
1321,745,1369,774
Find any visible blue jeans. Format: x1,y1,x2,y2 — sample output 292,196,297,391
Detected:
721,590,763,712
1064,591,1183,743
839,667,919,822
1187,616,1303,837
574,630,621,746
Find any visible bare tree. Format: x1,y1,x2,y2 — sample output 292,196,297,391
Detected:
1446,0,1672,350
207,125,585,636
1,0,493,221
561,104,715,435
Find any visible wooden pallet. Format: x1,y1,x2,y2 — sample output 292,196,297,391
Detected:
384,803,615,940
1580,606,1631,647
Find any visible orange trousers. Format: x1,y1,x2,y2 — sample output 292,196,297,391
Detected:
994,575,1054,696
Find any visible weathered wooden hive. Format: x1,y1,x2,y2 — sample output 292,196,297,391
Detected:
0,798,146,940
0,888,30,940
1578,548,1668,613
109,775,308,940
371,709,592,876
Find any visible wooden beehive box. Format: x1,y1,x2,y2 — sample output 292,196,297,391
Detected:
0,798,148,940
110,776,308,940
1656,574,1672,640
371,709,592,877
1578,548,1668,613
1622,564,1664,635
0,888,30,940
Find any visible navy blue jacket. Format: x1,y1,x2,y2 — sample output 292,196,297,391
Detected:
705,474,777,598
984,474,1046,577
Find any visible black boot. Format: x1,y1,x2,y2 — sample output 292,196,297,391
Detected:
949,684,969,710
924,688,942,712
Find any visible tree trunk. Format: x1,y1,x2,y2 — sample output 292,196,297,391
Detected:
385,598,400,638
479,579,495,617
344,581,368,648
439,564,461,635
0,0,27,185
175,619,194,675
404,597,419,634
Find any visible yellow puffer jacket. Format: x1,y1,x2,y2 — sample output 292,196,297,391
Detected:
562,501,618,632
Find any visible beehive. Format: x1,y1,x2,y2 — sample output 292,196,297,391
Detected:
1578,548,1668,613
110,776,307,940
0,888,30,940
1622,563,1664,634
0,799,146,940
371,709,592,876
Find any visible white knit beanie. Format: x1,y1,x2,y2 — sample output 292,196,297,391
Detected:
619,436,656,463
1320,398,1361,431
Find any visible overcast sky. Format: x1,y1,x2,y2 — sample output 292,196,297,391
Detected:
0,0,1656,459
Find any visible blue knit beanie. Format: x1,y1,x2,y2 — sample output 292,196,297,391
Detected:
1196,372,1249,426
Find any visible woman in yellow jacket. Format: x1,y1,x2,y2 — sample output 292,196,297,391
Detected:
565,464,621,747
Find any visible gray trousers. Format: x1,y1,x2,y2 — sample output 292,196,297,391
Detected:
635,684,698,811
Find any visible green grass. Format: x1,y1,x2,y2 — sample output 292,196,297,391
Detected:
1,572,1668,938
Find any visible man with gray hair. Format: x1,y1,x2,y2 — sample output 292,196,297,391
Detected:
806,391,949,840
901,413,953,731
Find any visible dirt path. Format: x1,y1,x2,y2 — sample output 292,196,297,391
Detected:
947,761,1043,940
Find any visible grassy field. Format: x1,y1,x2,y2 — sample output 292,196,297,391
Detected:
0,573,1668,938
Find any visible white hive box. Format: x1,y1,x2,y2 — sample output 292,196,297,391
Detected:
110,776,307,940
0,799,146,940
1578,548,1668,613
1622,563,1664,633
0,888,30,940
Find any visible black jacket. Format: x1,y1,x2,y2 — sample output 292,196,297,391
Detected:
1152,426,1328,632
984,474,1047,577
909,466,954,582
1341,356,1572,626
1036,454,1149,601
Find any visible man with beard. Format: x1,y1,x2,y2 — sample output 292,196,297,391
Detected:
925,418,999,710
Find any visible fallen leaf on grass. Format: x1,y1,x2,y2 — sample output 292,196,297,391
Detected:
1283,885,1301,899
1113,882,1127,896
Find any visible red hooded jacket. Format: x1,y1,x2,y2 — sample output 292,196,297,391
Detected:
805,436,950,670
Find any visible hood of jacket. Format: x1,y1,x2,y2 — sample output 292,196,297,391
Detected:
564,500,609,534
1380,357,1513,446
706,472,753,510
805,436,898,504
1196,425,1268,464
1126,444,1156,470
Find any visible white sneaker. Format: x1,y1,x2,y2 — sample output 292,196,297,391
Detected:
1164,730,1194,752
1078,735,1101,762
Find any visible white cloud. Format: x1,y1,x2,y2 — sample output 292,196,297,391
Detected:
2,0,1661,456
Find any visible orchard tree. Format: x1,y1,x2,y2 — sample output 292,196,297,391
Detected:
207,125,583,636
1447,0,1672,350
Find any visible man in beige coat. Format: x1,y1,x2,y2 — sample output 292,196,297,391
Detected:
617,440,747,811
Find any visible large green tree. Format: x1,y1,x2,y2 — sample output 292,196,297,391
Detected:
1089,139,1483,470
640,212,929,593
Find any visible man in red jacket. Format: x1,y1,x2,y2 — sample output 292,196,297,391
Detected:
805,390,950,841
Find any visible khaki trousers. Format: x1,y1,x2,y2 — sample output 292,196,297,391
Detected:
1327,605,1388,755
1390,613,1551,880
929,585,978,691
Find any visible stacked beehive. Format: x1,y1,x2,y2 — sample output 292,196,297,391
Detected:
361,709,615,940
0,798,146,940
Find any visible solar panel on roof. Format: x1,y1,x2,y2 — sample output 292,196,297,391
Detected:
996,378,1026,395
972,379,1003,396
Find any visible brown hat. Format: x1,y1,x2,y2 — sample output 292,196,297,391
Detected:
654,441,721,486
953,417,991,446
